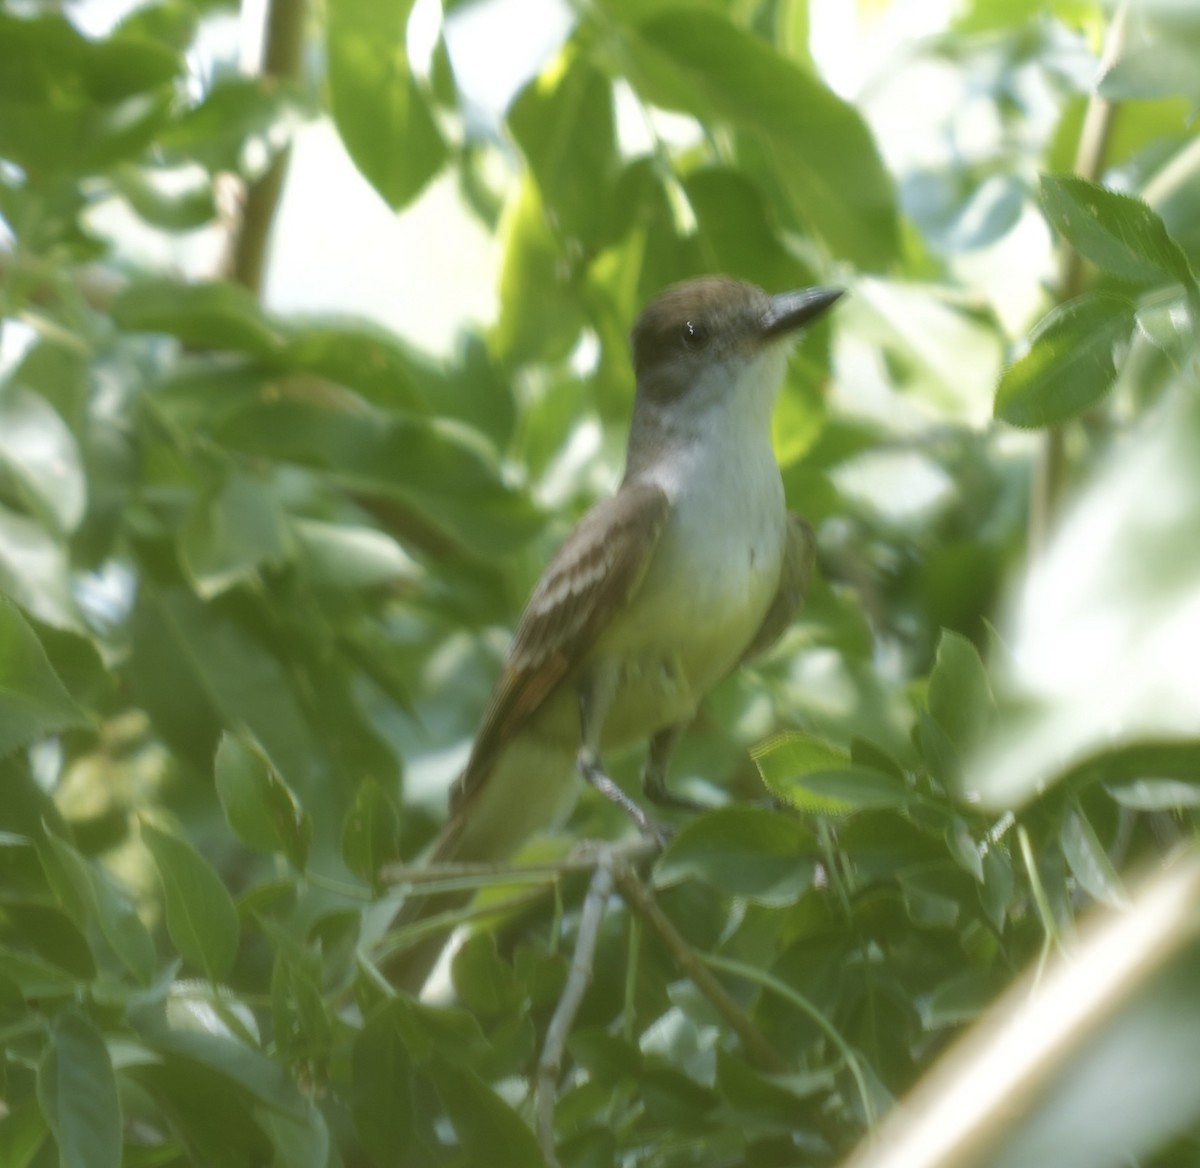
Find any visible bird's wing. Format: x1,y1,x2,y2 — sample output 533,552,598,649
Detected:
740,512,816,663
452,481,671,809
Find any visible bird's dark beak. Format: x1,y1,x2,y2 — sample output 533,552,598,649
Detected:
760,286,845,339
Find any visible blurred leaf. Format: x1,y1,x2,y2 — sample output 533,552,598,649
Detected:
281,322,430,412
684,166,816,290
753,732,909,814
1061,804,1124,907
944,816,984,882
927,630,995,753
451,933,522,1017
994,293,1136,428
215,733,311,870
494,180,587,367
142,821,240,982
0,1097,47,1168
1106,778,1200,810
0,387,86,536
1040,174,1197,292
624,8,897,266
270,949,330,1065
0,596,89,760
428,1061,548,1168
510,48,617,244
214,394,542,555
112,165,216,230
0,505,83,630
1099,42,1200,103
898,864,963,929
128,586,315,785
114,279,283,357
655,806,817,905
36,1010,121,1168
0,12,179,102
341,778,402,885
924,969,1007,1028
6,905,94,978
292,519,421,591
326,0,446,209
179,473,289,599
160,76,294,172
42,834,156,985
351,1004,434,1160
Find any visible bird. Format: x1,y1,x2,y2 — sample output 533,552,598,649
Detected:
387,275,842,991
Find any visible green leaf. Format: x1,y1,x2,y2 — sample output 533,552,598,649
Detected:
655,806,817,905
6,905,95,979
0,505,82,630
326,0,447,209
113,279,284,356
214,394,543,556
509,48,618,245
42,834,156,985
160,77,293,172
0,12,179,103
753,731,909,814
179,474,289,599
36,1010,121,1168
493,179,587,367
1061,804,1124,907
214,733,311,869
0,388,86,537
112,165,216,231
994,292,1136,428
1106,778,1200,810
624,8,897,266
141,821,240,982
282,322,430,413
0,1096,48,1168
0,596,90,760
923,969,1008,1028
927,630,995,752
128,585,316,786
428,1062,548,1168
1040,175,1197,292
292,519,422,591
1099,43,1200,104
341,778,402,885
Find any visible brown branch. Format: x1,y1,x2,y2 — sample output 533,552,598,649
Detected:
230,0,306,296
612,864,787,1074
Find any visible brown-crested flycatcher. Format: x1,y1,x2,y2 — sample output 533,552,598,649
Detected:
390,276,842,989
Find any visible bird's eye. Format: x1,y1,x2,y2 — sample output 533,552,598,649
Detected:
680,319,709,350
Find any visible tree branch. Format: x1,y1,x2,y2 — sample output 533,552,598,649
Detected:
536,854,616,1168
1029,2,1129,551
612,864,787,1074
230,0,306,296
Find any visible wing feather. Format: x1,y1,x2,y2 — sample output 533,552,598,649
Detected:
452,482,671,808
740,512,816,663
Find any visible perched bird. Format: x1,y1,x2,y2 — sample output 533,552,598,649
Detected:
390,275,841,990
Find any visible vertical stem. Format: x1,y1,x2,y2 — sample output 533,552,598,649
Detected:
230,0,306,296
1029,3,1129,551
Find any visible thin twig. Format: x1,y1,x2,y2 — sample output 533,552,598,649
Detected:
379,837,658,889
536,851,616,1168
612,865,787,1074
1030,2,1130,551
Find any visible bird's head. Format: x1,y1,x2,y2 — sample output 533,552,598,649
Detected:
630,276,843,413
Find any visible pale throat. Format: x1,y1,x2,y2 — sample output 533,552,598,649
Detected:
624,345,789,498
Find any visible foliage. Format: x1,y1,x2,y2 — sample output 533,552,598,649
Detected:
1,0,1199,1166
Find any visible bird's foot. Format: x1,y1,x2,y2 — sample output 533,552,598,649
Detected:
578,750,670,850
